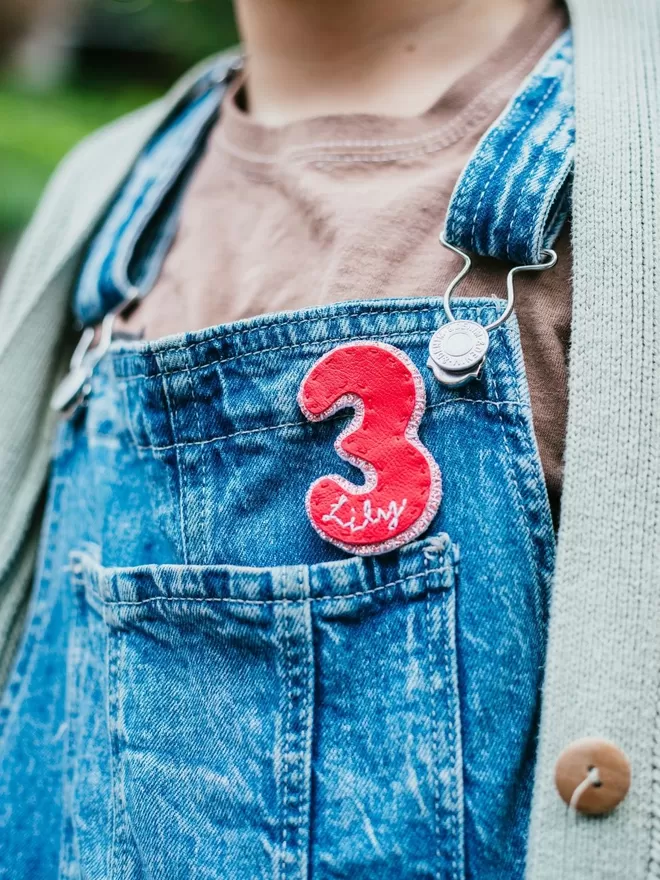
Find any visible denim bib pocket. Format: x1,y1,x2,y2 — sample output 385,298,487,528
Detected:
52,299,553,880
63,535,465,880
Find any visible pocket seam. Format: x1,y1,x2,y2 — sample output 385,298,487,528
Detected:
107,629,129,879
81,564,452,609
424,551,465,880
58,573,87,880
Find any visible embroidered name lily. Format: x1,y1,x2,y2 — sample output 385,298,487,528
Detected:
323,494,408,534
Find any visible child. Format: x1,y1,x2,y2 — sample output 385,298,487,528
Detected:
0,0,657,877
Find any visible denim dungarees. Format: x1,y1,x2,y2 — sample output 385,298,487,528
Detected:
0,32,573,880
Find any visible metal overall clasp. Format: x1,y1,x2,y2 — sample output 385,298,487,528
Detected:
427,233,557,388
50,287,140,416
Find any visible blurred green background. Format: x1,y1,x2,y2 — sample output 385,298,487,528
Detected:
0,0,238,269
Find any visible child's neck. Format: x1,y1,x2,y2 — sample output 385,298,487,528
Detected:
234,0,530,125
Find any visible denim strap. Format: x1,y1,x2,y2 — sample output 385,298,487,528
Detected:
74,64,233,326
444,30,574,265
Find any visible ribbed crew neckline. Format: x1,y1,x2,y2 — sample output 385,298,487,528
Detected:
214,0,567,165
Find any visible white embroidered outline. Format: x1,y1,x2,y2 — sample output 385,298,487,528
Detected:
297,340,442,556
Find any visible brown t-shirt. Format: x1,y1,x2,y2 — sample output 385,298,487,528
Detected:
122,0,571,525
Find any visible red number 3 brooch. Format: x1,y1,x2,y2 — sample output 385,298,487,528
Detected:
298,342,442,556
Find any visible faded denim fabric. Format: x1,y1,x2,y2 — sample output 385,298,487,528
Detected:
0,300,554,880
0,29,571,880
445,30,574,264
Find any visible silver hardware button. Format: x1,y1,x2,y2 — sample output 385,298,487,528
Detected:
427,358,484,388
428,320,489,373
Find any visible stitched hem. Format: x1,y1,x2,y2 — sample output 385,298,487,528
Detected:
87,565,450,608
111,302,506,371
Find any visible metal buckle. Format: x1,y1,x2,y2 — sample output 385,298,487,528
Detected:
427,233,557,388
51,288,140,416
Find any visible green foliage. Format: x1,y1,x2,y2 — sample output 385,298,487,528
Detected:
135,0,238,67
0,0,238,239
0,83,158,234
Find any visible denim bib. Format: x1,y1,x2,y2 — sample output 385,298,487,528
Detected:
0,33,572,880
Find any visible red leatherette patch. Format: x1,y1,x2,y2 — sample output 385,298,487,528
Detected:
298,341,442,555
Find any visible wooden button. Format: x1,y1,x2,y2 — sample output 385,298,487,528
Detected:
555,737,631,815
